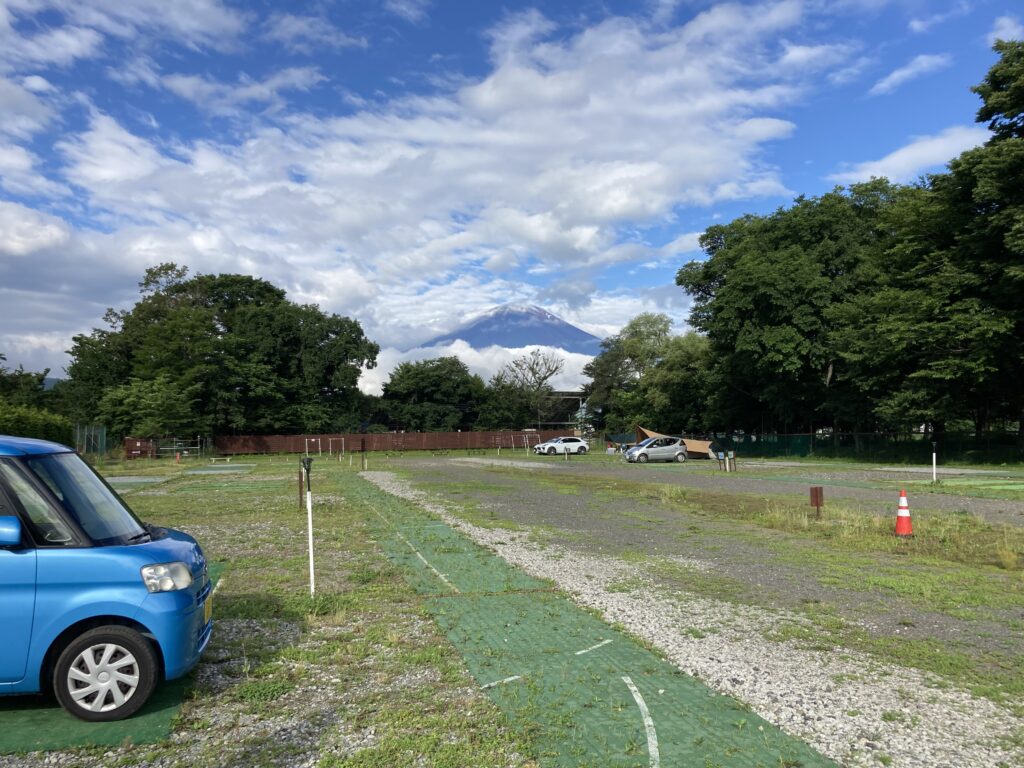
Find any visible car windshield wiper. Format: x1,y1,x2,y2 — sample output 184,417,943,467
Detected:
126,530,152,543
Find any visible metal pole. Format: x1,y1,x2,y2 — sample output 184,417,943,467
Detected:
932,442,937,484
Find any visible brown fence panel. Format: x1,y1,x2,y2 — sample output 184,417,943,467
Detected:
213,430,571,455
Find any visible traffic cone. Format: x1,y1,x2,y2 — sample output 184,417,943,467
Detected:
895,489,913,538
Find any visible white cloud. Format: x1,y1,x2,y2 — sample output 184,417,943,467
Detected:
869,53,952,95
909,3,970,34
50,0,246,49
161,67,326,115
384,0,431,24
0,19,103,72
660,232,704,256
261,14,367,53
0,76,55,138
21,75,54,93
777,41,855,72
988,16,1024,45
59,113,173,188
0,3,851,375
0,142,67,196
0,330,75,375
827,125,989,183
0,201,70,256
828,55,872,86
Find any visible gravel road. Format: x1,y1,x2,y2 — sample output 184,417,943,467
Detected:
364,468,1024,768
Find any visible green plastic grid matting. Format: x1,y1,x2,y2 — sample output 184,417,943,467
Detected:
363,478,837,768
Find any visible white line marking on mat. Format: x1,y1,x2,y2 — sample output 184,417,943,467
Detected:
211,576,225,598
374,509,460,593
623,676,660,768
481,675,521,690
575,639,613,656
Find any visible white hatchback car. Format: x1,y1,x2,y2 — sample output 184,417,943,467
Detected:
534,437,589,455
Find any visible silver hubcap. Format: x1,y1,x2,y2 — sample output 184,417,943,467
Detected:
67,643,140,712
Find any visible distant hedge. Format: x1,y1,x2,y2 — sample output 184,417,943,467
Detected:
0,399,73,445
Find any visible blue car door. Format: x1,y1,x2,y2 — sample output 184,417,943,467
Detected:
0,483,36,684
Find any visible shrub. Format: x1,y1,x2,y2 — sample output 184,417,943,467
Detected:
0,398,73,444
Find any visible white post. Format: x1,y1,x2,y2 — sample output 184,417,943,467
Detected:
932,442,937,483
304,470,315,597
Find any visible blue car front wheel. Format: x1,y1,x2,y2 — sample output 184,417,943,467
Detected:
54,625,158,722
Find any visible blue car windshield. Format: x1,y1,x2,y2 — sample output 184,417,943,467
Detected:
23,453,148,545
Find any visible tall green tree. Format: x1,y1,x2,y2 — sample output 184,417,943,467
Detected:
583,313,673,432
380,357,486,432
476,372,534,430
677,182,897,432
634,333,712,433
66,264,379,436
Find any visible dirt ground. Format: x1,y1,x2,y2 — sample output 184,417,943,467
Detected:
393,456,1024,667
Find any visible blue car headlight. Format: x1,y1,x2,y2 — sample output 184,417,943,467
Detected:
141,562,193,593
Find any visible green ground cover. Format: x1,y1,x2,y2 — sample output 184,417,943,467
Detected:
348,476,836,768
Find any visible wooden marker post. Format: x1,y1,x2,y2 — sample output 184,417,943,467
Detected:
810,486,824,520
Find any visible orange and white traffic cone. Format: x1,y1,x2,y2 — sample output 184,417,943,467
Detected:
895,489,913,538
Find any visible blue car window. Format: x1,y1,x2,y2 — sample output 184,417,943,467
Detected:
23,453,148,546
0,460,74,545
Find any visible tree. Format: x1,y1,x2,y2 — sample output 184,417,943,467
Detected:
583,313,685,433
477,372,534,430
973,40,1024,141
381,357,486,432
634,333,711,433
0,353,50,409
65,264,379,435
97,376,198,439
677,181,899,433
498,349,564,429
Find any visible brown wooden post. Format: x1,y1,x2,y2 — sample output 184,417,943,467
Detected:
810,486,824,519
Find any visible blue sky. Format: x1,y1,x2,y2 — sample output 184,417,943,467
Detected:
0,0,1021,392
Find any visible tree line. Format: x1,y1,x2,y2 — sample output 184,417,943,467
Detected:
1,265,571,441
588,41,1023,443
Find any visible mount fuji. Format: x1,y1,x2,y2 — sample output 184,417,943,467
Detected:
420,305,603,356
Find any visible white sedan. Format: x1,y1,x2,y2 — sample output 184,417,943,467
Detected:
534,436,589,455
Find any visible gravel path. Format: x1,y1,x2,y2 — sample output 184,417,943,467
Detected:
364,470,1024,768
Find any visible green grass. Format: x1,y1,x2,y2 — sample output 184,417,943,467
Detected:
97,456,533,767
523,470,1024,574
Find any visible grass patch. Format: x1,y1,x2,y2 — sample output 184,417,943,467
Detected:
85,456,531,767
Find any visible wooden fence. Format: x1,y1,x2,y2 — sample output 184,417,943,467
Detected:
213,429,570,455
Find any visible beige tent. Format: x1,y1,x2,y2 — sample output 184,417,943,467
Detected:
635,426,716,459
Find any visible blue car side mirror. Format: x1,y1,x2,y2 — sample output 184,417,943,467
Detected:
0,516,22,547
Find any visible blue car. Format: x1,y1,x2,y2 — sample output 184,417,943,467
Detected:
0,435,212,721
